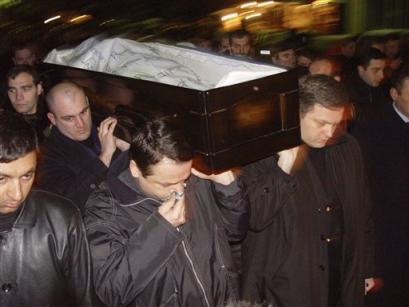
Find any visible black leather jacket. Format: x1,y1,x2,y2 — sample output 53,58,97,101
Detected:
0,190,95,307
85,154,249,307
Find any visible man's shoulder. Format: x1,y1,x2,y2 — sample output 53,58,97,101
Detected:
28,189,81,216
41,127,80,154
85,183,117,222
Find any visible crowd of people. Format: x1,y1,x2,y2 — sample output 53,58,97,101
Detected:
0,29,409,307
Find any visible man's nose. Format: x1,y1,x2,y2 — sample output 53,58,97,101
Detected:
16,90,24,100
8,181,23,202
74,116,85,128
324,125,336,138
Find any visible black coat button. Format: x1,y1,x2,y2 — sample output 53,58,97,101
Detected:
319,265,325,271
2,283,13,293
263,187,269,193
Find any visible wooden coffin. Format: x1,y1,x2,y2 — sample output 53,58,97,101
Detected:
41,61,300,174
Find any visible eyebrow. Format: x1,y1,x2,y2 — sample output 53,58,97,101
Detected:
61,105,89,119
0,167,36,177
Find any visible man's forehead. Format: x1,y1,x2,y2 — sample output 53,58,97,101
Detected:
232,36,249,44
148,158,192,179
8,72,35,85
0,152,37,175
368,59,386,68
15,48,33,57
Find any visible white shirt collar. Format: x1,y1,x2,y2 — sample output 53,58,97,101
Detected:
393,102,409,123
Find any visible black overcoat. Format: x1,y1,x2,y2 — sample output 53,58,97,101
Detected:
241,134,374,307
351,103,409,306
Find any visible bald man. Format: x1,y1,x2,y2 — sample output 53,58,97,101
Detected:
37,81,128,213
309,57,341,81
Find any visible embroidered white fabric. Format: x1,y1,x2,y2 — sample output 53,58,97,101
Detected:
44,36,285,90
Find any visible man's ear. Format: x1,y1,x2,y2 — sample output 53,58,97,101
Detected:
390,87,399,101
357,65,365,76
47,112,56,126
36,82,43,96
129,160,141,178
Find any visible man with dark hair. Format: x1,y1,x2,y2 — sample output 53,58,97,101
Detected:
344,48,388,122
12,42,39,66
384,33,401,60
270,41,296,69
0,111,94,306
351,66,409,307
37,81,128,212
84,114,249,307
230,29,253,58
6,64,49,142
241,75,374,307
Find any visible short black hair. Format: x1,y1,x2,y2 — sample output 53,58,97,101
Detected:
129,113,193,177
358,47,386,69
0,111,38,163
384,33,400,43
7,65,41,85
11,41,38,55
299,75,350,116
230,29,250,41
391,65,409,94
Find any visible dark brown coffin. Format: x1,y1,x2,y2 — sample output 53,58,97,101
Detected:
41,62,300,174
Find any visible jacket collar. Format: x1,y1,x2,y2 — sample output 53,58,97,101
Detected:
106,151,159,206
48,125,100,157
12,196,37,229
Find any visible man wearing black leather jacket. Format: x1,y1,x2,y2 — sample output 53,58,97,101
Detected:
0,111,95,307
85,114,249,307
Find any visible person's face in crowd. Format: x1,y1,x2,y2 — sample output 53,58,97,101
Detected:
197,39,212,50
13,48,37,66
7,72,43,115
300,103,345,148
358,59,385,87
273,49,296,68
341,41,356,58
390,79,409,118
47,90,92,141
0,151,36,214
309,60,332,76
297,55,312,67
219,37,231,54
230,36,251,56
385,39,400,59
130,157,192,201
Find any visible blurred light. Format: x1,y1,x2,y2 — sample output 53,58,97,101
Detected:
312,0,333,5
99,19,115,26
44,15,61,24
70,14,92,24
258,1,275,7
245,12,262,20
240,2,258,9
221,13,238,21
239,10,255,16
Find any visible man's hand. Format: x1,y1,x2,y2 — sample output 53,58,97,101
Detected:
115,137,130,152
277,146,300,175
365,278,375,295
98,117,118,167
365,277,383,295
191,168,235,186
158,191,186,227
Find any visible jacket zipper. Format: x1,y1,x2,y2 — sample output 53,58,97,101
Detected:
177,227,211,307
214,224,226,269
